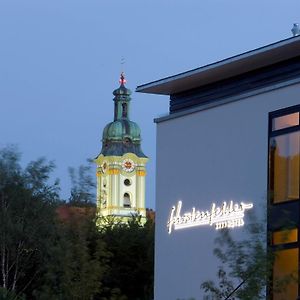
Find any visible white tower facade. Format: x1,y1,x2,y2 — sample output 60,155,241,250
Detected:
95,74,148,222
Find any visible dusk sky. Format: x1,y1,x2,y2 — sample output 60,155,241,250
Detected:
1,0,299,208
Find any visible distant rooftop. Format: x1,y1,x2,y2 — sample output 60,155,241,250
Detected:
136,36,300,96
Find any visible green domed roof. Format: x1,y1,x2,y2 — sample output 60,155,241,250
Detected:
98,73,147,158
103,120,141,142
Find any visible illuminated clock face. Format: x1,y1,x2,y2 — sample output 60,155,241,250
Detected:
122,159,135,172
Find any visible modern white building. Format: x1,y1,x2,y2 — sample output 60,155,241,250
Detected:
137,36,300,300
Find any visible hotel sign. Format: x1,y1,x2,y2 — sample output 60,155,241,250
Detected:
167,200,253,234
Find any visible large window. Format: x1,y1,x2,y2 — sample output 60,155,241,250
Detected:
273,228,298,245
268,105,300,299
270,132,300,203
273,248,298,300
269,107,300,204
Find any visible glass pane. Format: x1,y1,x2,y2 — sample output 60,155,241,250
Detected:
270,132,300,203
273,248,298,300
273,229,298,245
272,112,299,131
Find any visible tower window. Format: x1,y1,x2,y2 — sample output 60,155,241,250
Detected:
114,102,118,120
124,138,132,146
124,179,131,186
122,103,127,117
123,193,131,208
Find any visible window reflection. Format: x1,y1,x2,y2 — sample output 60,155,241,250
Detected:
272,112,299,131
273,229,298,245
270,132,300,203
273,248,298,300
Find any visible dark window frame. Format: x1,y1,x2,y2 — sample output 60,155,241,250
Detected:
268,104,300,299
268,105,300,205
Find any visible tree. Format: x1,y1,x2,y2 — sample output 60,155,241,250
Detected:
68,160,96,206
201,226,268,299
0,146,60,299
98,215,155,300
35,205,109,300
34,161,109,300
0,148,154,299
0,287,26,300
201,212,296,300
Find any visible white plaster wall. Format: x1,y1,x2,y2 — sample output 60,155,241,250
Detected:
155,83,300,300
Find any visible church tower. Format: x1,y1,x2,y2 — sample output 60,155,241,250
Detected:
95,73,148,222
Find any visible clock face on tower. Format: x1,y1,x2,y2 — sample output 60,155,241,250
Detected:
122,159,135,173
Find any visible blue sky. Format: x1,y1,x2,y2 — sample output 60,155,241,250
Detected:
1,0,299,208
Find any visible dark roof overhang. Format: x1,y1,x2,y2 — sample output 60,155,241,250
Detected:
136,36,300,96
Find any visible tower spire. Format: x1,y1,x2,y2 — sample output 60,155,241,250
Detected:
95,74,148,225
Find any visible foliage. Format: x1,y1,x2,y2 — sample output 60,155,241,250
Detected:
68,160,96,206
0,146,60,298
201,212,268,299
35,162,108,299
201,211,296,300
0,287,26,300
34,206,109,300
98,215,155,300
0,147,154,299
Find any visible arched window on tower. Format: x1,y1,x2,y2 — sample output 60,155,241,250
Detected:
122,103,127,118
123,193,131,208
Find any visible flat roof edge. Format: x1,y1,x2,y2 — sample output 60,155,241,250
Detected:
137,36,300,95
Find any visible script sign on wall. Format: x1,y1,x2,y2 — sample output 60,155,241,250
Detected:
167,200,253,234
